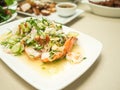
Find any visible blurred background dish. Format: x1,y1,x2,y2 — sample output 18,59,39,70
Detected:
88,0,120,17
89,0,120,7
0,0,17,25
56,2,77,17
0,12,17,26
16,0,84,24
48,9,84,24
0,0,17,9
17,0,56,16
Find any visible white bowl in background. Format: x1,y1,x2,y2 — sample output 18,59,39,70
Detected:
88,0,120,17
56,2,77,17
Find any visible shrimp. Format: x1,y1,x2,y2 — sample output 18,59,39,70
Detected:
41,37,77,62
66,52,83,63
25,47,41,60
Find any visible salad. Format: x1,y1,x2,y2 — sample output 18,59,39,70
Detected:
0,0,16,23
0,18,83,63
0,6,15,23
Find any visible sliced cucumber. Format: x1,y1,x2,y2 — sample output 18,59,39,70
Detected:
11,43,24,54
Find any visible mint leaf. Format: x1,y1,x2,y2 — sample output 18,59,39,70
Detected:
5,0,15,6
0,6,4,13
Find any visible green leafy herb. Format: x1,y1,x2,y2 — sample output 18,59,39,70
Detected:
83,57,87,60
0,6,15,23
5,0,15,6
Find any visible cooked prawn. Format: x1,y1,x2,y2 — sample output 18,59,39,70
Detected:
66,52,83,63
25,47,41,60
41,37,77,62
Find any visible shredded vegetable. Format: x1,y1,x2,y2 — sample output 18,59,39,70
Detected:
0,18,81,63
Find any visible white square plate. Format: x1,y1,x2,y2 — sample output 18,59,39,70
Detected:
0,18,102,90
17,9,84,24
